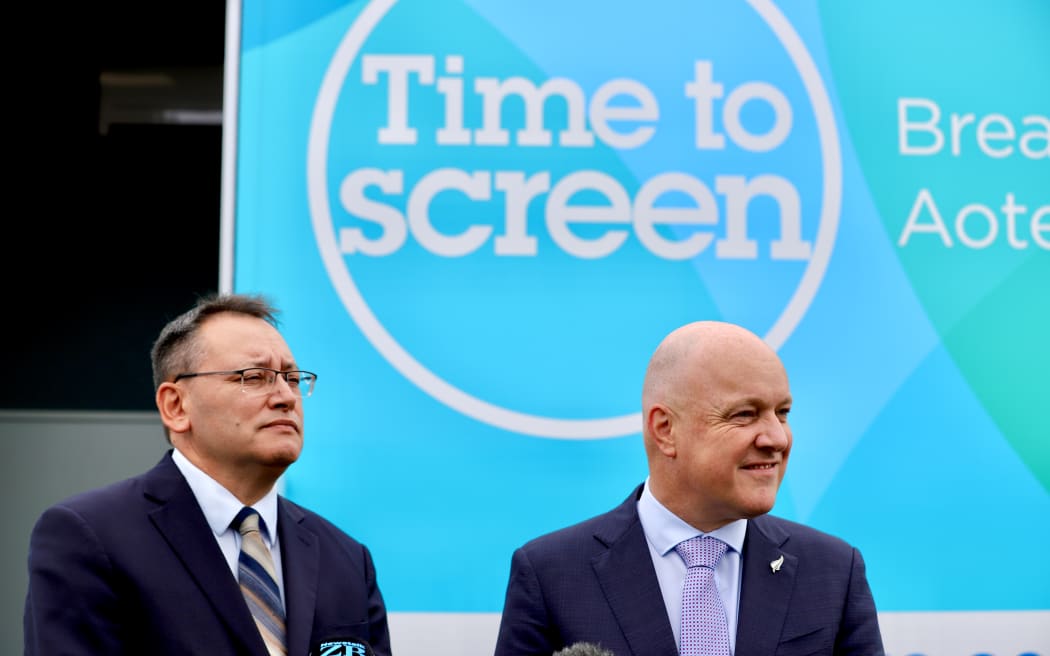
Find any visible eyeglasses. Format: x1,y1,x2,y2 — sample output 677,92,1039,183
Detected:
173,367,317,397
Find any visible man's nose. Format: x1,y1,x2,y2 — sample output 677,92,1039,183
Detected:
755,412,790,450
268,373,299,406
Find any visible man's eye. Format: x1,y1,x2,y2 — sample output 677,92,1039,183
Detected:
285,373,302,386
243,371,267,383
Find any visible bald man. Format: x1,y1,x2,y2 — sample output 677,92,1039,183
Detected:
494,321,884,656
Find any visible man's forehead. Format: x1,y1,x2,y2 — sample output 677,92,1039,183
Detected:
199,316,293,358
697,361,791,403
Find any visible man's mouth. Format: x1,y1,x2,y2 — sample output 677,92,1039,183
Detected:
263,419,299,431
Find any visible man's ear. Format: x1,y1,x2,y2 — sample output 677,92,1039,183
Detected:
156,382,190,436
646,404,677,457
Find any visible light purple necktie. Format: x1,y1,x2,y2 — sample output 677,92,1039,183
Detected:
675,536,731,656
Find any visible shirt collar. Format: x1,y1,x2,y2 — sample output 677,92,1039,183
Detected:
171,448,281,547
638,478,747,556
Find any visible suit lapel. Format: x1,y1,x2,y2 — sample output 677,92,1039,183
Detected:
735,516,796,656
278,499,319,656
144,453,264,654
592,488,678,656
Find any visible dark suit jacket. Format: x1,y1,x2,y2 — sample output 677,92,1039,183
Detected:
494,484,883,656
24,450,391,656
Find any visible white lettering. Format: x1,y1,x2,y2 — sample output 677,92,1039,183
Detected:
337,168,813,260
1002,192,1028,249
949,112,976,156
977,114,1015,158
633,173,718,260
474,77,594,147
899,97,1048,159
715,175,809,259
339,169,406,256
723,82,792,152
493,172,550,256
686,61,791,152
546,171,631,259
436,55,470,145
407,169,493,256
686,60,725,150
589,79,658,149
1020,115,1050,158
898,189,1050,250
1033,206,1050,249
362,54,434,145
898,98,943,155
955,204,999,249
899,188,953,247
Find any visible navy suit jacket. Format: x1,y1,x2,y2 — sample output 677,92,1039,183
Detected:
494,484,883,656
24,450,391,656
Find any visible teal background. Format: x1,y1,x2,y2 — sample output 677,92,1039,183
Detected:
232,0,1050,612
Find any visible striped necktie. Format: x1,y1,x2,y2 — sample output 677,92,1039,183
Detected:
675,535,731,656
233,507,287,655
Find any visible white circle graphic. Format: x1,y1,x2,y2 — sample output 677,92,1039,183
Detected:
307,0,841,439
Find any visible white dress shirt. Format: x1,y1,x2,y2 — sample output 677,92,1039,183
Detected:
171,448,286,605
637,478,747,653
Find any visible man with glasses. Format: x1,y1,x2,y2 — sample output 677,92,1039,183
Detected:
24,293,392,655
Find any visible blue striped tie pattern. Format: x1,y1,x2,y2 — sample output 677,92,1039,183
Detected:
233,507,287,655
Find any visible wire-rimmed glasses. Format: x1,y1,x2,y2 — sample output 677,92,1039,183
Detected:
173,367,317,397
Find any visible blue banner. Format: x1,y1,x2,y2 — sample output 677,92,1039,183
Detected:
227,0,1050,651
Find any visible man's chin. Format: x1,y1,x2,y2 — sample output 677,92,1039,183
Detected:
264,444,301,469
741,492,779,518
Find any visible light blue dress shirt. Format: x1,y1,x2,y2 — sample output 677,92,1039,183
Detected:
637,478,747,654
171,448,286,606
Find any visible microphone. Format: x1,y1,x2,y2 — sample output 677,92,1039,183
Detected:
309,636,375,656
553,643,615,656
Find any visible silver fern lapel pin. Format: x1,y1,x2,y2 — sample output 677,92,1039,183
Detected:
770,554,785,573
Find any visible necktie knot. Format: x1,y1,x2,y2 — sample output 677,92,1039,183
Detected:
675,535,727,569
234,507,265,538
